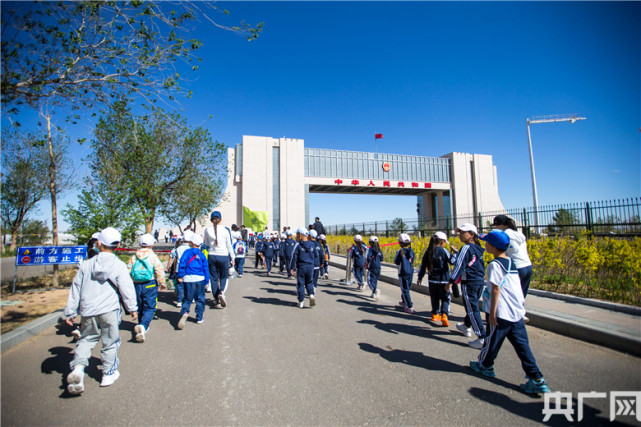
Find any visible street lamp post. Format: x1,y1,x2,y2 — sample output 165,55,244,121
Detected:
526,114,586,234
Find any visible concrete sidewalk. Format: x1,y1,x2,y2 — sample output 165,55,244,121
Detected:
330,254,641,357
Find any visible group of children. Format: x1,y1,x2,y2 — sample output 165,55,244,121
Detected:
346,222,549,396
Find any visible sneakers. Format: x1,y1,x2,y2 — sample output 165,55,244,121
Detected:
71,329,81,341
134,324,146,343
218,294,227,308
66,366,85,395
374,289,380,300
404,306,416,314
469,361,496,378
197,319,204,324
430,314,442,322
520,377,550,395
310,294,316,307
324,274,329,280
175,300,182,308
441,314,450,327
177,313,188,330
357,284,364,292
523,315,530,324
456,323,472,337
100,370,120,387
298,300,305,309
468,338,485,349
398,300,407,308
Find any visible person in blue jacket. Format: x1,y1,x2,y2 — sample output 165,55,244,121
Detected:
254,235,264,269
308,230,324,289
395,233,416,313
260,233,276,275
318,234,331,279
350,234,367,291
290,227,318,308
365,236,383,300
282,230,297,279
417,231,455,327
449,223,486,349
177,234,210,329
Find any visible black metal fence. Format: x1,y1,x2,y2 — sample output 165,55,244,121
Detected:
326,197,641,238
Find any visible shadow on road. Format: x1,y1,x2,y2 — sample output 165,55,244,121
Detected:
243,295,295,308
357,319,470,348
358,342,467,374
41,346,100,399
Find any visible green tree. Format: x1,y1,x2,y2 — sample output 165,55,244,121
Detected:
390,217,408,234
90,100,227,233
548,208,580,234
0,130,49,252
21,219,50,245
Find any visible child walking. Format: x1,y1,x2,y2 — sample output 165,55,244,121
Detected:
365,236,383,300
127,233,166,343
260,232,276,276
308,229,324,289
470,229,551,396
177,234,210,329
350,235,367,290
449,224,486,349
290,227,318,308
168,236,191,307
417,231,454,327
232,232,247,277
319,234,331,279
394,233,416,314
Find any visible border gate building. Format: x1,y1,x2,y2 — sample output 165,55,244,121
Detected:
198,135,506,231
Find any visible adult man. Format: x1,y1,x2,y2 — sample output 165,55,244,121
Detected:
64,227,138,395
313,217,326,236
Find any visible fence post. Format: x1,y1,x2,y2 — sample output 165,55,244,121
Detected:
477,213,483,233
385,220,389,238
523,208,531,239
585,202,593,236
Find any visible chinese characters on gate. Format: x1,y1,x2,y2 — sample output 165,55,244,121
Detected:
334,179,432,189
15,246,88,266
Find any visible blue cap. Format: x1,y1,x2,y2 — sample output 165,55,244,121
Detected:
210,210,222,220
479,229,510,250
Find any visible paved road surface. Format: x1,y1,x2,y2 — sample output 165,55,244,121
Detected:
2,257,640,426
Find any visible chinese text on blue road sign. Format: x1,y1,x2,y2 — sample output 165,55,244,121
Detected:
15,246,87,266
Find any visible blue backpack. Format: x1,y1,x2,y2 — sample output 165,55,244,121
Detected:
131,257,154,282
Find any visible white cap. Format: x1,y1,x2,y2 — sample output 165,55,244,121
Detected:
296,227,309,236
455,223,478,235
319,234,326,240
91,232,100,240
281,233,287,239
183,230,195,242
233,231,242,239
354,234,362,242
139,233,155,247
369,235,378,243
97,227,121,247
191,234,203,246
309,230,318,238
433,231,448,240
398,233,411,244
263,231,271,239
286,230,294,236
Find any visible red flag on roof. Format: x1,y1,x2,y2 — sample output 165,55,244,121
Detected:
375,133,383,139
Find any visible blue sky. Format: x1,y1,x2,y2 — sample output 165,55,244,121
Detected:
5,1,640,230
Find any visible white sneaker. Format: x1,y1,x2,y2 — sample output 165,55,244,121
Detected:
298,301,305,309
324,274,329,279
175,301,182,308
456,323,472,337
71,329,81,341
178,313,188,330
100,370,120,387
310,295,316,307
67,366,85,395
218,294,227,308
134,324,146,343
468,338,485,349
375,289,381,300
197,319,204,324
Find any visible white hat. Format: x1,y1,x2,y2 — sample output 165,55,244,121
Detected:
139,233,155,247
183,230,195,242
97,227,121,246
354,234,363,242
455,223,478,235
398,233,411,244
281,233,287,239
369,235,379,243
319,234,326,240
286,230,294,236
233,232,242,239
433,231,448,240
263,231,271,239
190,234,203,246
309,230,318,238
296,227,309,236
91,232,100,240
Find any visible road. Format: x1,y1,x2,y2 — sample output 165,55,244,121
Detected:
2,256,640,426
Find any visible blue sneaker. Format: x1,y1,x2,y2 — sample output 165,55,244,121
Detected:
469,361,496,378
520,377,550,394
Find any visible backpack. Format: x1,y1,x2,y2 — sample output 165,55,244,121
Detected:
131,256,154,282
236,243,245,255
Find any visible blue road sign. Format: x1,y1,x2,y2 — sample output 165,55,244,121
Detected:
15,246,87,266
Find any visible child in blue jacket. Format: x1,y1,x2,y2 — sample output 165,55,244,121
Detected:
449,223,486,349
290,227,318,308
365,236,383,300
177,234,210,329
394,233,416,313
350,235,367,290
417,231,454,327
260,233,276,275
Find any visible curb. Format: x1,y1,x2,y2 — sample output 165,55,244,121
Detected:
329,258,641,357
1,309,64,354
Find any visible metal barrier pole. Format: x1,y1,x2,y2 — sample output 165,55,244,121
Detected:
340,250,353,285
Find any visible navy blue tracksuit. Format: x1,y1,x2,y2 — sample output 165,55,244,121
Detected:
350,243,367,285
291,241,318,302
395,247,415,308
260,241,276,273
365,248,383,293
282,238,296,276
450,243,486,338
